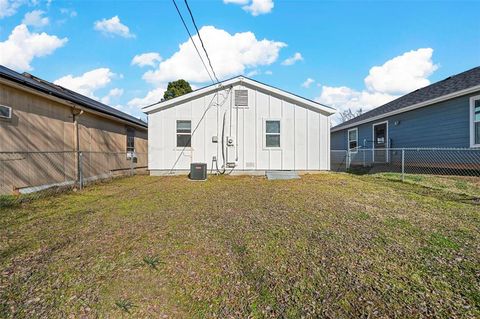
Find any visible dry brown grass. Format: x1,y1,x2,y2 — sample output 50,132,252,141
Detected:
1,173,479,318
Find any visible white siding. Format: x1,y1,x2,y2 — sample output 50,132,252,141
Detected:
148,84,331,172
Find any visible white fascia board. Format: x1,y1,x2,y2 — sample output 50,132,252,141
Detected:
331,84,480,133
142,79,234,113
241,77,336,115
142,76,336,115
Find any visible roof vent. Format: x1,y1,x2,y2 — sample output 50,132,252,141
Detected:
235,90,248,107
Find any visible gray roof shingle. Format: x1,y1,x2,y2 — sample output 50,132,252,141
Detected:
332,66,480,131
0,65,147,128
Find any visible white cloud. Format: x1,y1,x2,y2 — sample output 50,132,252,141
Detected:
0,0,26,19
317,86,395,114
224,0,274,16
264,70,272,75
22,10,49,27
127,87,165,109
302,78,315,88
101,87,124,105
131,52,162,67
282,52,303,66
94,16,135,38
364,48,438,95
54,68,116,100
315,48,438,124
60,8,77,18
143,26,286,85
243,0,274,16
0,24,67,71
246,69,259,77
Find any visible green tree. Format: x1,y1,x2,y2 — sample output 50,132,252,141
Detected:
163,79,193,100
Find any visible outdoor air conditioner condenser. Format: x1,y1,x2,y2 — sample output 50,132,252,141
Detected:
190,163,207,181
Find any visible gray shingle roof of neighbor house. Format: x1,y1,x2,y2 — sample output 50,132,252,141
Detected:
0,65,147,128
331,66,480,132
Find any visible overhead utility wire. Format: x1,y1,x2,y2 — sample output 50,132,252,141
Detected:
139,0,220,110
171,0,215,84
183,0,220,83
167,87,232,175
165,0,235,175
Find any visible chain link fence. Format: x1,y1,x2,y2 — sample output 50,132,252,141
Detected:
331,148,480,179
0,151,147,206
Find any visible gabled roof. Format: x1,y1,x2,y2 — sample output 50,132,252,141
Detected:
331,66,480,132
142,76,336,115
0,65,147,128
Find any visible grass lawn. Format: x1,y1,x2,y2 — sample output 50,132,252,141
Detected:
1,173,479,318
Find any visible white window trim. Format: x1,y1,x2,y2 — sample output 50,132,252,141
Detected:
347,128,358,153
126,128,136,159
372,120,389,162
176,119,193,150
470,95,480,148
0,104,12,119
263,118,281,149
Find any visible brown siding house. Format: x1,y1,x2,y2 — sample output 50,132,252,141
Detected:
0,65,148,194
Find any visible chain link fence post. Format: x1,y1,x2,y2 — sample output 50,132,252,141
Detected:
401,148,405,182
130,153,134,176
346,150,350,170
79,151,84,190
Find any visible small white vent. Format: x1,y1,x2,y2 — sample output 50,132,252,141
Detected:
235,90,248,107
0,105,12,119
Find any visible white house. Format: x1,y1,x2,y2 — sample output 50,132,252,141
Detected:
143,76,336,175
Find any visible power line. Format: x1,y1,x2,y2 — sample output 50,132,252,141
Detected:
183,0,220,83
171,0,215,84
167,87,232,174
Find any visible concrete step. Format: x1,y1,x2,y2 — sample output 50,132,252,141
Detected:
265,171,300,180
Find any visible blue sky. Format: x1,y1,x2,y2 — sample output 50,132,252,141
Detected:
1,0,479,122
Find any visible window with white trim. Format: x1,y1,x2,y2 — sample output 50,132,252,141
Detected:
177,120,192,147
472,97,480,147
348,128,358,150
265,120,280,147
126,128,135,158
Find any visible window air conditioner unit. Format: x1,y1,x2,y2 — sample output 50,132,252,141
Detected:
0,105,12,119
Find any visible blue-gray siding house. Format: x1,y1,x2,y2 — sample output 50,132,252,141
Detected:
331,67,480,161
